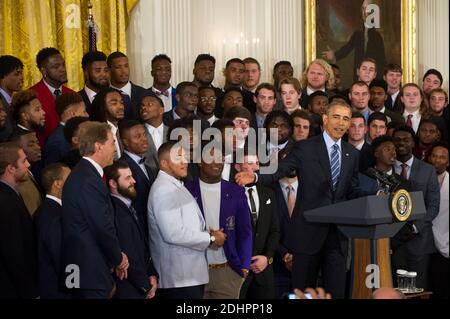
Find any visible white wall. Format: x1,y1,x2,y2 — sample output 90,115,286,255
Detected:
417,0,449,91
126,0,304,88
127,0,449,91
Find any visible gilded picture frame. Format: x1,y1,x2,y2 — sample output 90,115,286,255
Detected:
305,0,417,86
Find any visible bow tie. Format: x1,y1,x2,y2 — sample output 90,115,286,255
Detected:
155,89,169,97
139,157,146,165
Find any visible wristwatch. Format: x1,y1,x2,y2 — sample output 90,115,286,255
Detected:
209,235,216,245
266,256,273,265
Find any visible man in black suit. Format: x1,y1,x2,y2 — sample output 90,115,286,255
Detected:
369,79,405,125
391,126,440,289
0,142,37,298
348,112,373,173
35,163,71,299
0,55,24,139
44,92,88,166
62,122,129,299
163,82,198,128
192,54,223,98
119,120,156,239
383,64,403,111
108,51,148,121
235,152,280,299
79,51,110,116
220,58,256,114
236,101,361,298
140,93,167,176
60,116,90,169
105,161,158,299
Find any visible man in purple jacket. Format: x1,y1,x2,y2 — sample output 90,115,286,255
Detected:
186,147,253,299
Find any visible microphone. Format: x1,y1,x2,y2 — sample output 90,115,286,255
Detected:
366,168,394,189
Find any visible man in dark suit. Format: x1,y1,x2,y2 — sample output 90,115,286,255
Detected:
391,126,440,289
192,53,223,98
79,51,110,116
163,82,198,128
0,142,38,299
35,163,71,299
29,48,75,146
119,120,156,239
383,64,403,111
149,54,177,113
139,93,167,176
108,51,149,121
235,152,280,299
219,58,256,114
0,55,24,139
369,79,405,125
44,92,88,166
105,161,158,299
186,147,253,299
62,122,129,299
60,116,90,169
236,101,362,298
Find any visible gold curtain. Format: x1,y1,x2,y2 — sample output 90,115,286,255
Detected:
0,0,138,91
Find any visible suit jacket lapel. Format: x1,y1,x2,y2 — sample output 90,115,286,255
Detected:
409,157,420,181
219,181,228,229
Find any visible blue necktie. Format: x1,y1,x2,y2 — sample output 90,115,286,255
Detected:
330,144,340,191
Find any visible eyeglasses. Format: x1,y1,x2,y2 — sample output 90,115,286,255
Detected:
200,96,217,102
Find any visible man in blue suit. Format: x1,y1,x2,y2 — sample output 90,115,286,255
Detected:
186,147,253,299
62,122,129,299
35,163,71,299
44,92,88,166
236,101,362,299
105,161,158,299
119,120,156,238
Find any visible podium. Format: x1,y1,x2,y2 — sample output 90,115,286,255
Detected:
304,191,426,299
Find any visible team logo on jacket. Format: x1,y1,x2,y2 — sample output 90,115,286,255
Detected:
226,216,235,231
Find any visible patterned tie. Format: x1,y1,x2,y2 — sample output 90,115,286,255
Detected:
406,114,413,128
54,89,62,98
247,188,258,227
129,204,139,222
155,89,169,97
286,184,296,218
400,163,409,180
330,144,340,191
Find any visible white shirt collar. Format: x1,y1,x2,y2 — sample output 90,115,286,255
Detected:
395,156,414,169
323,131,342,151
17,124,31,131
83,156,104,177
46,194,62,206
403,109,420,117
307,87,325,96
391,91,400,102
111,193,132,208
354,140,365,151
43,79,62,94
111,81,132,97
279,179,299,190
84,86,98,104
107,121,118,132
268,140,288,151
145,122,164,133
124,150,144,164
0,88,12,104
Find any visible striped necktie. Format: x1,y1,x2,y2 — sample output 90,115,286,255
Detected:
330,144,340,191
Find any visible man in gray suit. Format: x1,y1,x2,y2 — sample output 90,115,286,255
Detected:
147,141,226,299
392,125,440,289
139,93,167,177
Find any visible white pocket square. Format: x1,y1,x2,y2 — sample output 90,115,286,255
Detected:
266,199,271,205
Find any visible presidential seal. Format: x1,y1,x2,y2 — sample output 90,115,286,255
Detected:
391,189,413,222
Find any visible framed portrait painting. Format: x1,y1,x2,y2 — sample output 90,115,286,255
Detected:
305,0,417,88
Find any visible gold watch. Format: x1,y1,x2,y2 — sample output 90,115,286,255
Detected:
266,256,273,265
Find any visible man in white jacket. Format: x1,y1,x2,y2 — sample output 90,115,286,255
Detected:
147,141,226,299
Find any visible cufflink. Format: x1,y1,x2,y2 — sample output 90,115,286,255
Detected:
266,199,271,205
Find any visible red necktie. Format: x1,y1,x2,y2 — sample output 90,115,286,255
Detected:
406,114,413,128
102,174,107,185
400,163,408,180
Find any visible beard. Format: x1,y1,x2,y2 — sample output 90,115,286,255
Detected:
88,73,110,91
117,184,137,200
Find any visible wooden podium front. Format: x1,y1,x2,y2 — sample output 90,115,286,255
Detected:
351,238,393,299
